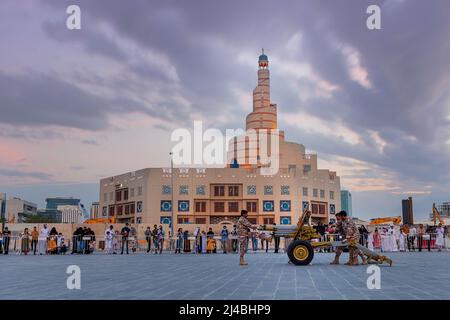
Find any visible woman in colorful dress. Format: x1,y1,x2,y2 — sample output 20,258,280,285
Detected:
47,227,58,254
21,228,30,255
373,228,381,250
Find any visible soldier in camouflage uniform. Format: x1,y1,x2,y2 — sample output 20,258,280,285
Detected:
331,211,365,265
237,209,259,266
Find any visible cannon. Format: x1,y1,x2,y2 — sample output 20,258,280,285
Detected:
260,210,392,266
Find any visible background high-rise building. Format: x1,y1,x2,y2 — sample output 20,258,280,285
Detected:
90,202,99,219
37,197,81,223
340,190,352,217
57,204,83,223
0,193,6,220
402,197,414,225
5,197,37,222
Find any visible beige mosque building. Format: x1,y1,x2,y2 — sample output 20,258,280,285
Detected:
99,51,341,232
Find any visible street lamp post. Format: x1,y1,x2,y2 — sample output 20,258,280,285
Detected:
169,152,174,243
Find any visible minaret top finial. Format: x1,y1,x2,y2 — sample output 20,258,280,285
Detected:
262,48,264,55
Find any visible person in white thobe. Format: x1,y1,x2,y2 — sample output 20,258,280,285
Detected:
367,232,374,251
38,225,49,255
381,228,390,252
399,230,406,252
105,231,113,254
436,225,445,252
389,226,398,252
409,226,417,251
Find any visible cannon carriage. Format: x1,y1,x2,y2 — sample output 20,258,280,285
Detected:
261,210,392,266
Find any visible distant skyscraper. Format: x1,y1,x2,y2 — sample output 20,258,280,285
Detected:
41,197,81,223
402,197,414,225
46,197,80,210
340,190,352,217
0,193,7,219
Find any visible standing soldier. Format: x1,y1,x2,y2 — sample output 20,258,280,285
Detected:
237,209,259,266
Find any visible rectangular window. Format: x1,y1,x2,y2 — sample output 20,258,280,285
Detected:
117,205,123,216
124,204,130,215
302,187,308,197
228,186,239,196
263,217,274,224
311,202,326,215
319,203,326,215
195,217,207,224
214,186,225,197
303,165,311,173
312,203,319,214
130,203,135,214
248,218,257,224
115,190,122,202
108,205,114,216
102,206,107,217
195,201,207,213
246,201,257,212
228,202,239,212
214,202,225,212
138,186,143,196
177,217,190,224
313,188,318,197
320,189,325,198
123,189,129,201
330,191,334,199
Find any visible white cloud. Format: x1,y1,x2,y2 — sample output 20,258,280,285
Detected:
285,111,361,145
337,44,372,89
368,130,388,153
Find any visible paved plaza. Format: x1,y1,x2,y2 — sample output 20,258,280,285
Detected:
0,251,449,300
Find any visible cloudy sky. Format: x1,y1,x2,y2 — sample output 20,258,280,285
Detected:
1,0,449,220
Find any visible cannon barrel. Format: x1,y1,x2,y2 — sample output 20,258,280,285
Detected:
261,224,298,232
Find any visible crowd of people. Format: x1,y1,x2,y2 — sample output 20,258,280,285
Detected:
365,223,448,252
0,224,68,255
0,219,448,256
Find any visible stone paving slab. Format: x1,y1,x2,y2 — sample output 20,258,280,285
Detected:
0,251,449,300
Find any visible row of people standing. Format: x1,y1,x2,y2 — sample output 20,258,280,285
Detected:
0,225,68,255
171,225,278,254
72,226,96,254
144,224,166,254
367,224,447,252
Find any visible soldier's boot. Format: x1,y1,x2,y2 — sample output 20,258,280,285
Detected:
330,256,340,265
361,255,368,265
344,256,359,265
239,256,248,266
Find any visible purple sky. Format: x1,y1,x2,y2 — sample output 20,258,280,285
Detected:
1,0,450,220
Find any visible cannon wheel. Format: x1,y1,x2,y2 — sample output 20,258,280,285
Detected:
287,240,314,265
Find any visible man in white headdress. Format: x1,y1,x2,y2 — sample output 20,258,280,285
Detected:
399,227,407,252
389,225,398,252
367,230,374,251
381,228,390,252
436,224,445,252
38,224,49,255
